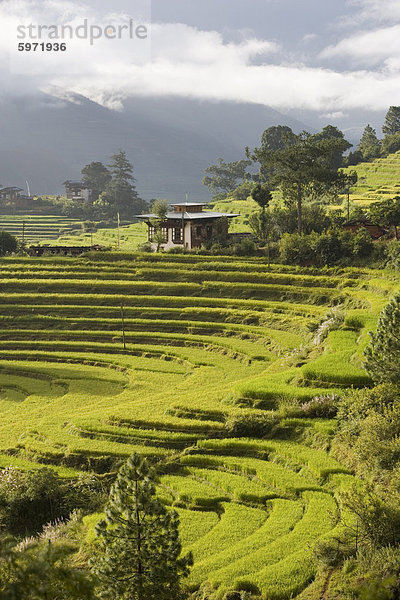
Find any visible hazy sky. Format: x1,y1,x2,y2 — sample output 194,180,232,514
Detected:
1,0,399,118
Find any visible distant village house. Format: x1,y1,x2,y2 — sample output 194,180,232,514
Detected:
136,202,238,251
0,187,32,210
342,218,387,240
63,181,92,202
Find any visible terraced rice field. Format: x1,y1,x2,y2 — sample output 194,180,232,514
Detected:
0,252,396,598
342,150,400,208
0,215,86,244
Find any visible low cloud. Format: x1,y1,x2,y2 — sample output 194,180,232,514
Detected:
320,24,400,66
1,0,399,114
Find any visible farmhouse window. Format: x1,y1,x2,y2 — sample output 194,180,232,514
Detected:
173,227,183,243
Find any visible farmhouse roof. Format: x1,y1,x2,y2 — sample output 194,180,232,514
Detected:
0,187,23,193
171,202,205,207
136,211,239,221
63,180,89,186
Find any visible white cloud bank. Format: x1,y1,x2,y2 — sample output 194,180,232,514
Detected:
321,24,400,67
0,0,399,113
349,0,400,24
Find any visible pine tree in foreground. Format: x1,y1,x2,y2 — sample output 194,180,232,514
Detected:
363,291,400,384
91,453,192,600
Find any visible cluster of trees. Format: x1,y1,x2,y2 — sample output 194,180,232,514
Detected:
201,108,400,265
349,106,400,163
41,151,147,220
78,151,147,220
203,124,357,239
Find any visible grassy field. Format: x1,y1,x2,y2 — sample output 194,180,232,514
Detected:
0,252,397,598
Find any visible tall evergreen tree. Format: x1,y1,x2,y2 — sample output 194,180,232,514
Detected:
382,106,400,136
364,292,400,384
99,151,147,218
81,162,111,201
358,125,381,161
91,453,192,600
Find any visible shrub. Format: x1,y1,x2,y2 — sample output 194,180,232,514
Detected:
352,229,373,258
137,241,152,252
231,239,258,257
0,468,108,536
339,483,400,548
224,412,279,438
279,233,314,266
311,233,342,267
300,394,339,418
313,539,344,567
0,231,17,255
386,239,400,270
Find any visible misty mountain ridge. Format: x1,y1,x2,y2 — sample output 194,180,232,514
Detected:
0,92,367,202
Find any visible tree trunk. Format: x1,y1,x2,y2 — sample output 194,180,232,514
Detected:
297,183,303,235
135,478,144,600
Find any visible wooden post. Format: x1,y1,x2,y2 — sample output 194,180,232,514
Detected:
120,304,126,351
117,212,121,251
347,190,350,221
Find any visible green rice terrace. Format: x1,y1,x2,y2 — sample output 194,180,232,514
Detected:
0,252,398,598
0,215,87,244
342,150,400,208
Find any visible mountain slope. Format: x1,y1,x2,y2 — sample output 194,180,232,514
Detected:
0,93,312,201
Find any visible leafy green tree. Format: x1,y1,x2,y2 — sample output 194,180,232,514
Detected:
0,536,95,600
250,130,350,234
369,197,400,239
230,181,254,201
91,453,192,600
381,132,400,156
251,183,272,265
260,125,296,153
99,151,147,218
364,292,400,383
358,125,381,160
0,231,17,256
382,106,400,136
150,199,169,252
202,158,252,197
313,125,352,169
81,162,111,201
340,171,358,220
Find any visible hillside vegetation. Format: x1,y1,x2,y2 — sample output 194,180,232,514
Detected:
0,252,397,598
